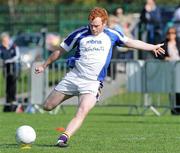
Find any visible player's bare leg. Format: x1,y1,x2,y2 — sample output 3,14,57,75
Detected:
56,93,97,147
66,93,97,136
43,90,72,111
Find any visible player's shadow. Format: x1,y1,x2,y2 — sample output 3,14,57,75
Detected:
0,143,57,149
35,144,55,147
90,112,140,117
0,143,17,148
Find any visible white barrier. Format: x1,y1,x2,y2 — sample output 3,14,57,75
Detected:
144,60,173,93
127,60,178,93
30,61,48,105
127,60,179,115
127,60,145,92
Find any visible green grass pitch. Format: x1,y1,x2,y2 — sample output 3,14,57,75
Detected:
0,106,180,153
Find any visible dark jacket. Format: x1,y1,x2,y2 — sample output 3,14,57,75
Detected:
140,6,162,27
157,39,180,59
0,44,20,76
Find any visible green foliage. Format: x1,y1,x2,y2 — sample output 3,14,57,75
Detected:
0,0,179,5
0,1,178,36
155,0,179,5
74,0,97,5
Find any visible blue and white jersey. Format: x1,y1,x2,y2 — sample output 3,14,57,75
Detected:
60,26,128,81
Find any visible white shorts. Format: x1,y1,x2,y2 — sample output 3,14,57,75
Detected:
55,72,103,100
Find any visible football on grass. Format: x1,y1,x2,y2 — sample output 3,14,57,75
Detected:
16,125,36,144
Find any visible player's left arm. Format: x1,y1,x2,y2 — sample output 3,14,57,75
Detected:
124,37,165,57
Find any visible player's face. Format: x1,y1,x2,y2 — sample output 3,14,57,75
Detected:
89,17,106,36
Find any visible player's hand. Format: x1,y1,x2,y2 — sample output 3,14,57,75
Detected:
35,65,45,74
153,43,165,57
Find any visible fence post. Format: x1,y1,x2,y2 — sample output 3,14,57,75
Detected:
29,61,48,113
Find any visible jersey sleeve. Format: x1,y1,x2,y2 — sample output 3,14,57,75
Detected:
60,34,76,52
60,26,87,52
105,28,128,47
60,41,71,52
114,29,128,46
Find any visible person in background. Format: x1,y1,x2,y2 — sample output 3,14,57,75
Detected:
140,0,162,59
0,32,20,112
158,27,180,115
106,14,124,80
173,4,180,40
173,4,180,21
35,7,165,147
107,14,124,33
160,27,180,60
114,7,135,39
113,7,135,62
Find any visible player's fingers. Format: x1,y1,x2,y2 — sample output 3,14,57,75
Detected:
154,51,158,57
158,47,165,52
156,49,165,54
155,47,165,55
158,48,165,54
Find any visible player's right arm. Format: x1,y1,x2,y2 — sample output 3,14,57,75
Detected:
35,46,66,74
35,27,86,74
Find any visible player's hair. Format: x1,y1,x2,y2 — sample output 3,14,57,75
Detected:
88,7,108,24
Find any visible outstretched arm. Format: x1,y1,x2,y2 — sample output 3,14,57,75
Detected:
35,46,66,74
124,38,165,57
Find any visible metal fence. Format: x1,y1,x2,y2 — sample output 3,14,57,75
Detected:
0,5,121,37
0,60,31,104
1,59,179,115
0,4,177,38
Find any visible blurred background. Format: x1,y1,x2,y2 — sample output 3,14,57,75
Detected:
0,0,180,115
0,0,179,61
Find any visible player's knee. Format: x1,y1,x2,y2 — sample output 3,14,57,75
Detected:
43,102,53,111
